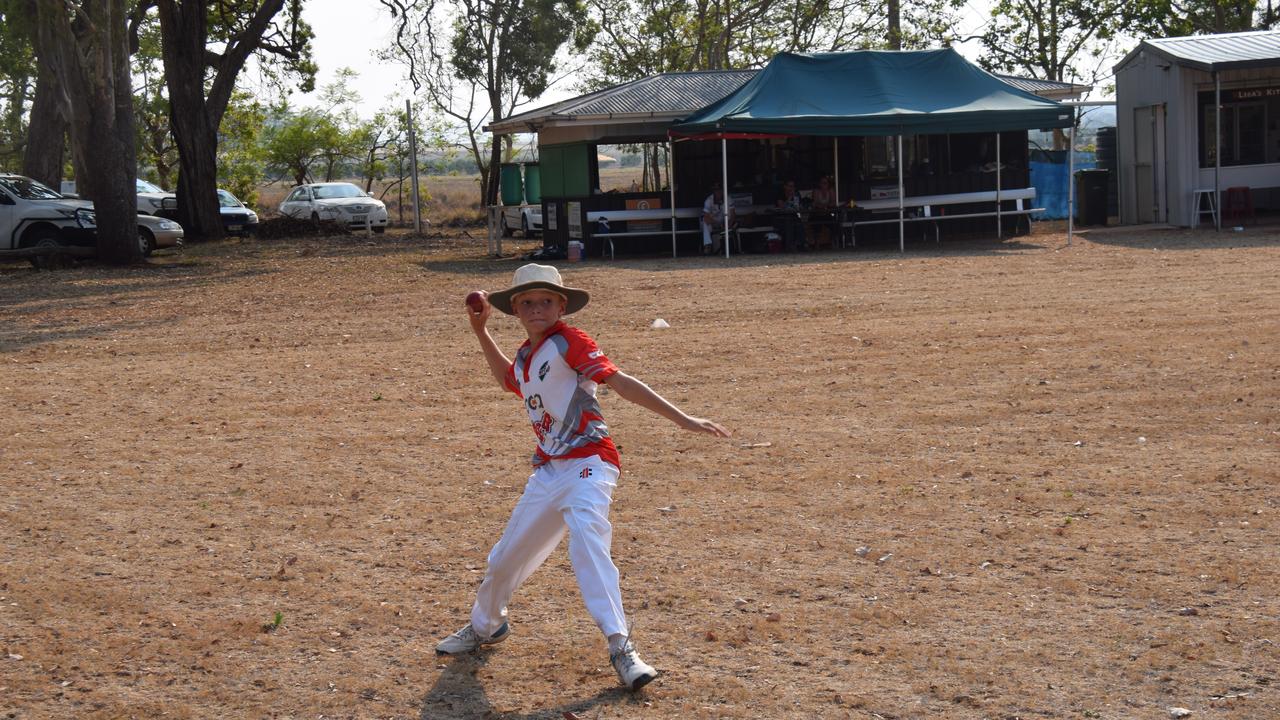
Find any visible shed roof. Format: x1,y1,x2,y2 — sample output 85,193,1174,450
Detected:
488,66,1086,135
1116,29,1280,73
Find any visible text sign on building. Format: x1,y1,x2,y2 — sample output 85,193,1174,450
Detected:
1227,86,1280,102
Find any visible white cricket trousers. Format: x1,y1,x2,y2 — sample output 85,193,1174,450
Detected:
470,455,627,640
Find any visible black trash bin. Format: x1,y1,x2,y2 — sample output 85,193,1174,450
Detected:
1075,169,1109,226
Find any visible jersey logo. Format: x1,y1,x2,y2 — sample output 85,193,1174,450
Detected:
579,467,593,478
588,350,603,359
538,360,550,381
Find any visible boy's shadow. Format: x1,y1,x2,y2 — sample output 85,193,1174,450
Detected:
420,653,638,719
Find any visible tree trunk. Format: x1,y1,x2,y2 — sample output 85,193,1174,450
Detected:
22,64,67,189
30,0,141,265
150,124,177,189
887,0,902,50
155,0,224,240
156,0,287,240
486,141,502,206
649,144,662,192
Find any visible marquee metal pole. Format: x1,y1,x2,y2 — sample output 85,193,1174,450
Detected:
1067,108,1076,245
722,135,730,257
833,137,840,203
897,134,905,252
407,99,422,236
996,132,1003,238
1215,71,1222,231
668,140,677,258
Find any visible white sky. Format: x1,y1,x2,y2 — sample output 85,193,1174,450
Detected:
292,0,1112,118
293,0,413,114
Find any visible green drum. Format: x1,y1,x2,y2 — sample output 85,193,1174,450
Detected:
523,163,541,205
499,163,523,206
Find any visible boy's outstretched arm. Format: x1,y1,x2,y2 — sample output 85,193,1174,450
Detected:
467,297,513,389
603,371,731,437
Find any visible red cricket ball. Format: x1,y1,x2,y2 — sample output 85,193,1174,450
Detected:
465,290,486,313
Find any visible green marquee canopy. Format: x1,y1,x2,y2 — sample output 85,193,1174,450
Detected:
671,48,1074,137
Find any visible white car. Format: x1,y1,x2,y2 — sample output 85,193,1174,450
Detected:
278,182,388,233
0,173,182,264
137,178,177,215
1,173,98,259
500,204,542,237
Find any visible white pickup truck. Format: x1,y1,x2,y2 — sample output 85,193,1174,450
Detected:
499,204,542,237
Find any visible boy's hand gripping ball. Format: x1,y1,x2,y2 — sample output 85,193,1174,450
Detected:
465,290,487,313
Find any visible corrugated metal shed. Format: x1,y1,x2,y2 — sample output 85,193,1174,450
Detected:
1116,29,1280,73
489,68,1085,135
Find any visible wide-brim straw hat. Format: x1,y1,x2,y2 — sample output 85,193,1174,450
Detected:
487,263,590,316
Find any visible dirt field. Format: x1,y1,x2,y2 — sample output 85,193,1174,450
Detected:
2,223,1277,719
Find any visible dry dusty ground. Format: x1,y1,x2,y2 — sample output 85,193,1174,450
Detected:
1,222,1277,720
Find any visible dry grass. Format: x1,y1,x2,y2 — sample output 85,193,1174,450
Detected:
1,223,1278,719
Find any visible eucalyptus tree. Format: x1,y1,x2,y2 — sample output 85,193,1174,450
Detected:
0,3,37,174
217,90,268,205
23,0,141,263
978,0,1131,87
378,0,596,206
1128,0,1273,34
584,0,962,87
261,104,343,187
146,0,316,239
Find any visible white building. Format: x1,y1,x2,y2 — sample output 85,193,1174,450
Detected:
1115,30,1280,227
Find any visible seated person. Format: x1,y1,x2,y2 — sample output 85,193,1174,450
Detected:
807,176,837,249
700,182,735,254
774,179,806,251
811,176,836,210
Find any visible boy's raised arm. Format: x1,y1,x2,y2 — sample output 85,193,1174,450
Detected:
468,298,513,389
603,371,730,437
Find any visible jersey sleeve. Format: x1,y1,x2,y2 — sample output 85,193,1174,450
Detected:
562,327,619,383
503,360,521,395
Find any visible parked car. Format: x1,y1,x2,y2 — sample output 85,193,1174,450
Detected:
0,173,182,264
218,189,259,235
136,214,184,256
1,173,98,259
136,178,177,215
139,181,259,236
500,204,542,237
277,182,388,233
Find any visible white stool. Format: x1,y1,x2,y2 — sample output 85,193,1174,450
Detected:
1191,188,1218,228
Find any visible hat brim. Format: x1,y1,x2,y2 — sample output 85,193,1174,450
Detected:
488,281,590,316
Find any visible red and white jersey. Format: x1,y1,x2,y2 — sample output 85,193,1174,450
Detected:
504,321,621,468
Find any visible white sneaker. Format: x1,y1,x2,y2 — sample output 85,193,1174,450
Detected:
610,640,657,690
435,621,509,655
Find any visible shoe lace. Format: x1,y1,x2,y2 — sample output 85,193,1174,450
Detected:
612,643,638,671
611,621,639,668
456,624,480,642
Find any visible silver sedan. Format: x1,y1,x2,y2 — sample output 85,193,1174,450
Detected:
137,214,183,256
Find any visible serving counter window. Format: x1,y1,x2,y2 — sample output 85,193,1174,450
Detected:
1198,86,1280,167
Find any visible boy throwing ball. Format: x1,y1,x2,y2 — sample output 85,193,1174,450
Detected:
437,263,730,690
